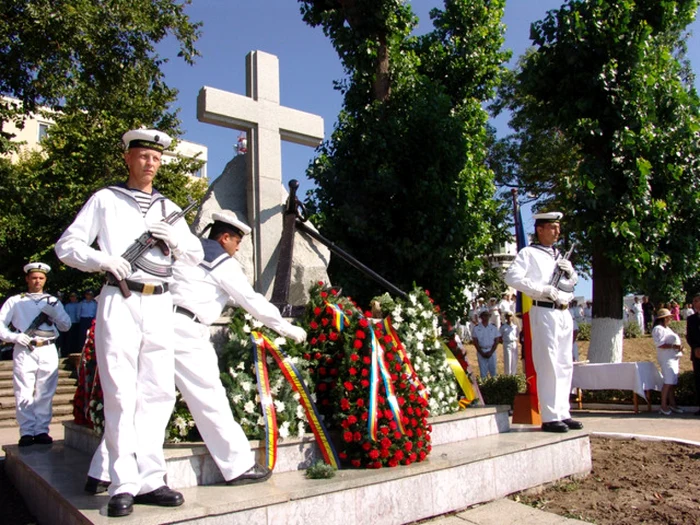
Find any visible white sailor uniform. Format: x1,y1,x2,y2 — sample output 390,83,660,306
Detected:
0,293,70,437
55,185,203,497
504,244,577,423
89,237,301,483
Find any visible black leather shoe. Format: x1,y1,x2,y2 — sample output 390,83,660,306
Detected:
85,475,111,495
562,418,584,430
134,486,184,507
226,463,272,486
107,493,134,517
18,435,34,447
541,421,569,433
33,433,53,445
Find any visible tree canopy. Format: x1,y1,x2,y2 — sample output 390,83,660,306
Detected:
492,0,700,360
0,0,204,296
299,0,510,316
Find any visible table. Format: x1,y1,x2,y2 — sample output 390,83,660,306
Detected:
571,361,664,413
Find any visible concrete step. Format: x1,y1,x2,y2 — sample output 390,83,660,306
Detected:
65,406,513,487
0,392,75,410
0,413,74,429
0,368,74,382
3,420,592,525
0,384,77,398
0,357,74,370
0,403,73,426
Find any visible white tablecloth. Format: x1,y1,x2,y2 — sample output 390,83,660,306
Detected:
571,361,664,400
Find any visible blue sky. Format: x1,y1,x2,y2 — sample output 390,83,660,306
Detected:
159,1,700,301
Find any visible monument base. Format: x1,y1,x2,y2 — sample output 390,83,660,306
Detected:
3,406,591,525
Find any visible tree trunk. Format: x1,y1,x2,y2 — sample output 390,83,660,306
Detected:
588,245,624,363
374,35,391,102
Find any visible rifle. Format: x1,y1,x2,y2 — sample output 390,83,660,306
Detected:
108,197,198,297
549,242,577,291
23,299,57,350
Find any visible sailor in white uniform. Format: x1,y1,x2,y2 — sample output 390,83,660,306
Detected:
504,212,583,433
0,262,71,446
55,129,204,517
86,211,306,491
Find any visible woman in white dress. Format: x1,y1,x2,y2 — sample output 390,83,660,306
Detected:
651,308,684,415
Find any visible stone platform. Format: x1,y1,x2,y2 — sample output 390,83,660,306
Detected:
3,407,592,525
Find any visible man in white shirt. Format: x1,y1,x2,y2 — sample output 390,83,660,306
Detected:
471,311,500,379
499,312,519,375
629,296,645,334
86,211,307,492
55,129,204,517
0,263,71,446
505,211,582,433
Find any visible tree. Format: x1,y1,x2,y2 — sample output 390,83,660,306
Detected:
299,0,510,317
493,0,700,361
0,0,205,296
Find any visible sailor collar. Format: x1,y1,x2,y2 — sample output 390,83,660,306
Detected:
529,243,561,259
199,238,230,271
108,183,167,206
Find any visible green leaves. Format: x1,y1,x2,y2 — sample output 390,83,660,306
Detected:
0,0,202,295
494,0,700,310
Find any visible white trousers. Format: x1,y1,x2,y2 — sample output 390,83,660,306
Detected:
94,286,175,497
12,343,58,436
529,307,573,423
89,312,254,483
502,342,518,376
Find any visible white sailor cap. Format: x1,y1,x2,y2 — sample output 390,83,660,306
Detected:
122,129,172,152
211,211,252,237
533,211,563,224
23,262,51,274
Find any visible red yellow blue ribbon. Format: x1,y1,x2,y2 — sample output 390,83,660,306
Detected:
381,317,429,401
325,301,349,332
251,334,278,470
251,332,340,469
367,328,406,441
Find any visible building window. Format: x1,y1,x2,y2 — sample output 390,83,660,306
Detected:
38,122,51,142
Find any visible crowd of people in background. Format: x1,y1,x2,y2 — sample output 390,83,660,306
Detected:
455,291,700,417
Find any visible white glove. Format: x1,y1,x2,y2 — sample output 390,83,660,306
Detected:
148,221,179,250
41,303,59,319
14,333,32,347
284,325,307,344
542,285,559,303
557,259,574,277
99,255,132,280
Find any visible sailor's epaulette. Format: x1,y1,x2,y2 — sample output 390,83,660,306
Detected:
199,238,230,271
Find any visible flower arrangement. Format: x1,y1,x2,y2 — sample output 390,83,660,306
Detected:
72,320,105,435
217,308,311,441
379,288,464,415
302,282,433,468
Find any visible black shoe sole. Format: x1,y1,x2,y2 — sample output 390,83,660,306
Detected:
133,497,184,507
107,506,134,518
227,471,272,486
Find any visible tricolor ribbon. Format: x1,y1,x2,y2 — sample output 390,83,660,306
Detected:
367,328,406,441
381,317,429,401
325,301,349,332
250,332,340,470
443,342,481,404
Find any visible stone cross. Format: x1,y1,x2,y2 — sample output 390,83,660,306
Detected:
197,50,324,296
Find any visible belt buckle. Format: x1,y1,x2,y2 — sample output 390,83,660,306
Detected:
142,283,156,295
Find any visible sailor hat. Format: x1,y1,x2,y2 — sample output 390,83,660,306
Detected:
212,211,252,237
23,262,51,274
122,129,172,152
533,211,563,224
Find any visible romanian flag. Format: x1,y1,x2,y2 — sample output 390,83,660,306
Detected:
514,199,540,419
